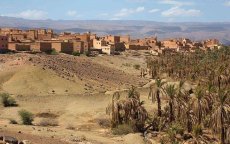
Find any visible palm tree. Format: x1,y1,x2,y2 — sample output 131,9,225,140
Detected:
211,89,230,144
206,82,216,112
165,84,177,122
175,80,185,120
111,91,121,128
149,78,166,117
177,90,195,133
128,85,140,100
192,86,209,125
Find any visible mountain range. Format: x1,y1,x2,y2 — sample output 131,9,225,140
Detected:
0,16,230,45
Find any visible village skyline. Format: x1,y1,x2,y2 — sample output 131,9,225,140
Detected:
0,27,221,55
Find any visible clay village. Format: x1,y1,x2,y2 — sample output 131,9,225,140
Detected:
0,28,220,55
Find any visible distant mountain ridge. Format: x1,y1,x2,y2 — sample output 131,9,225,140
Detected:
0,16,230,45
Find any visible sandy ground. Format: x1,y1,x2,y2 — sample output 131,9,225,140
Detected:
0,52,163,144
0,89,157,144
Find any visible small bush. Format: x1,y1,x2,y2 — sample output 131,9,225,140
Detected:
9,119,18,124
193,124,203,137
171,123,184,135
167,123,184,142
0,93,18,107
133,64,140,70
112,124,135,135
72,51,81,56
18,110,34,125
84,51,90,57
38,118,58,127
203,115,211,128
50,49,58,55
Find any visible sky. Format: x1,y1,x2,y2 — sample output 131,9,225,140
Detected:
0,0,230,22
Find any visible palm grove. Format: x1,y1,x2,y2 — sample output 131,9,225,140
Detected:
108,46,230,144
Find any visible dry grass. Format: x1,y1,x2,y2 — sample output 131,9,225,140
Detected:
112,124,135,135
66,124,76,130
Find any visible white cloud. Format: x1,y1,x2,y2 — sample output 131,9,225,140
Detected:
136,7,145,12
110,17,121,20
162,7,201,17
4,10,47,20
225,1,230,6
67,10,77,17
160,0,193,7
99,13,109,16
114,7,145,17
149,9,160,13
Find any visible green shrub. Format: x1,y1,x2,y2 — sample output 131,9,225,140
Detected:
112,124,135,135
171,123,184,135
133,64,140,70
9,119,18,124
72,51,81,56
193,124,203,137
167,123,184,142
50,49,58,55
18,110,34,125
0,93,18,107
84,51,90,57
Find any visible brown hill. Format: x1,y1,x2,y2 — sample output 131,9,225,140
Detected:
0,53,147,95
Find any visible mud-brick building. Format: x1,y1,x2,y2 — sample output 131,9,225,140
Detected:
72,40,84,53
104,35,120,44
32,42,52,52
120,35,130,44
9,34,26,42
26,30,38,40
203,39,220,49
0,35,8,52
8,42,31,51
52,42,73,54
75,33,90,42
93,39,115,55
125,44,149,50
162,39,182,50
